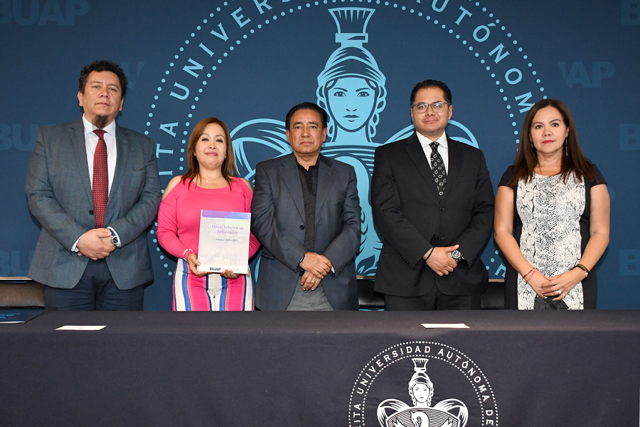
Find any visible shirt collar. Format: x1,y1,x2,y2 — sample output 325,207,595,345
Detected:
295,157,319,172
82,115,117,137
416,131,448,149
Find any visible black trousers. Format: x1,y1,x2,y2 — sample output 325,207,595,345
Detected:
44,259,144,311
384,285,481,311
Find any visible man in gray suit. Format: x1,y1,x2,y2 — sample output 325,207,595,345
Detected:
26,60,161,310
251,102,361,311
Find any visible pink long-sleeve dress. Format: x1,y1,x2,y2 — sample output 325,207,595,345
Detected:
157,177,260,311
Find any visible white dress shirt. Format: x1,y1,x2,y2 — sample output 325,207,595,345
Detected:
82,115,117,192
416,131,449,174
72,116,121,250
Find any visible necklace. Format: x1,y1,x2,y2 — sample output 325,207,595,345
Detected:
199,175,223,183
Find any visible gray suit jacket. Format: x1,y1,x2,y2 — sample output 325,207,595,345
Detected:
25,119,161,290
251,154,361,310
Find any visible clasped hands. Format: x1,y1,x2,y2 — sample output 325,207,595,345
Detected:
77,228,115,260
527,268,584,301
424,245,459,276
299,252,332,291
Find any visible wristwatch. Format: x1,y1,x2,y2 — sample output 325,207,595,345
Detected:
450,249,464,263
109,228,119,246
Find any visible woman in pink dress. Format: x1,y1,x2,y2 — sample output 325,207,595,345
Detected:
157,117,260,311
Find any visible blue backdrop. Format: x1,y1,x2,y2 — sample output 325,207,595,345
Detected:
2,0,638,309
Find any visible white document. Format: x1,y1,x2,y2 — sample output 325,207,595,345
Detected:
56,325,106,331
421,323,470,329
197,210,251,274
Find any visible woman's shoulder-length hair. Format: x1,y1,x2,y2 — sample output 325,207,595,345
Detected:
507,98,597,187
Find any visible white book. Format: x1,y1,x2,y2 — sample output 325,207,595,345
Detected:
197,210,251,274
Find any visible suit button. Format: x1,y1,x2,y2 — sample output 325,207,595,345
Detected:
433,237,440,242
300,225,305,230
439,207,445,211
89,210,94,215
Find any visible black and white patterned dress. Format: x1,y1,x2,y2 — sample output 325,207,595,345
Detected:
499,164,606,310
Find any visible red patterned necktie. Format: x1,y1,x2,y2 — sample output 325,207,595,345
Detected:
93,129,108,228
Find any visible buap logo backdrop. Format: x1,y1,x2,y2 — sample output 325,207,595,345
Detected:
146,0,544,284
3,0,637,309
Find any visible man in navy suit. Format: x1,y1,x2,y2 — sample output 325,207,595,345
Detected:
26,60,161,310
372,80,494,310
251,102,361,311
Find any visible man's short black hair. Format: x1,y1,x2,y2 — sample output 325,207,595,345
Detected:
409,80,452,106
78,60,128,99
285,102,328,130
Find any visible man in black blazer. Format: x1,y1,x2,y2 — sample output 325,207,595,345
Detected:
371,80,494,310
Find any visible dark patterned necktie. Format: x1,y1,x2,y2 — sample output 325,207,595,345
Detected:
429,141,447,197
93,129,108,228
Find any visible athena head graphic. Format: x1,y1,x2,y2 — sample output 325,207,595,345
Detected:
408,358,434,407
316,8,387,141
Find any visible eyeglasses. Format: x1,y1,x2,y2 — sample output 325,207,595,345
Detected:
411,102,449,114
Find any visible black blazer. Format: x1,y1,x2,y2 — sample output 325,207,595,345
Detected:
371,132,494,297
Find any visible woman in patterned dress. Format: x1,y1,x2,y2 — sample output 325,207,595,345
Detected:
494,99,610,309
157,117,260,311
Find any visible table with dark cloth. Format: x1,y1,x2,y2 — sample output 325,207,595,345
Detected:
0,310,638,427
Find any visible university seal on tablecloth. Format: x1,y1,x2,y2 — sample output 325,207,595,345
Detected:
349,342,498,426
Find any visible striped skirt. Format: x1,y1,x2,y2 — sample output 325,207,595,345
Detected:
172,259,254,311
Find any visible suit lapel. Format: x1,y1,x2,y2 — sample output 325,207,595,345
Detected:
405,133,440,199
109,125,130,201
441,135,462,203
71,120,93,203
315,155,336,220
280,155,306,220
